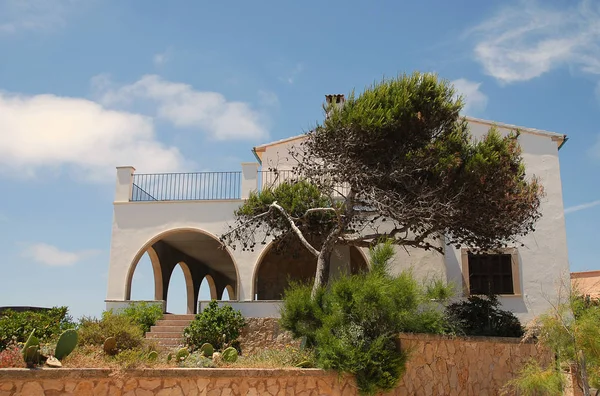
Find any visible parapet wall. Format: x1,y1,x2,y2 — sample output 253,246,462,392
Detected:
0,333,575,396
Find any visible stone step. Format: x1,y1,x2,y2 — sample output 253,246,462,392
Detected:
146,332,183,339
163,314,196,321
155,320,193,327
150,325,188,333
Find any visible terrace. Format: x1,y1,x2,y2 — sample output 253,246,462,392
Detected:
114,164,300,203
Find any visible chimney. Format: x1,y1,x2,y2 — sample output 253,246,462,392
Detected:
325,94,345,118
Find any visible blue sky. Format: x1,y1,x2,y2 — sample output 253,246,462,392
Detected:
0,0,599,319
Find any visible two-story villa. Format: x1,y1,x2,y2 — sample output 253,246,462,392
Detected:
105,96,569,322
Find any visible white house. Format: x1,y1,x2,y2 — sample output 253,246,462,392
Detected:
105,97,570,322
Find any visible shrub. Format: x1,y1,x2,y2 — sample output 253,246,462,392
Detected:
445,295,523,337
120,302,163,334
0,340,25,368
184,301,245,352
78,311,144,351
280,240,454,395
0,307,75,351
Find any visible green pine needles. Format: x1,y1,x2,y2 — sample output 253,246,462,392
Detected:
279,240,454,395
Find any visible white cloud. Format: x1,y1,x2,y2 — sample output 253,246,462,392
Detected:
0,91,187,181
22,243,100,266
0,0,78,33
153,52,169,67
93,74,269,141
470,1,600,83
451,78,488,115
565,200,600,214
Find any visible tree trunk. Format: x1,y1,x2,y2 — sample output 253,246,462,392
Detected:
578,350,591,396
311,231,338,298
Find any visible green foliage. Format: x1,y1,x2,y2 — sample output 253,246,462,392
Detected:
0,307,75,351
78,311,143,352
54,329,78,360
22,330,41,367
184,300,245,352
503,360,564,396
177,351,215,368
200,343,214,357
445,295,523,337
509,293,600,395
147,350,158,361
176,347,190,361
119,302,163,334
222,346,238,363
280,242,454,395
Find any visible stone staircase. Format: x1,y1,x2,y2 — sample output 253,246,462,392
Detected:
145,314,195,348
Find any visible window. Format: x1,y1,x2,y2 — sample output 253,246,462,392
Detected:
461,248,521,296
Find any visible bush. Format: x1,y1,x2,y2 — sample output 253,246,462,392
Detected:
120,303,163,334
184,301,245,352
445,295,523,337
78,311,144,351
280,241,453,395
0,307,75,351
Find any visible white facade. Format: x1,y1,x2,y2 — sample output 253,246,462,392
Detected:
106,117,569,322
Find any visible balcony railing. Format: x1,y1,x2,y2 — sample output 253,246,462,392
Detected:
131,172,242,201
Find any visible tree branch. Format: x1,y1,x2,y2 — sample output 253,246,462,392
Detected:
270,201,320,257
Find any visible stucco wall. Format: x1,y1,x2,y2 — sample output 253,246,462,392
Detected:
107,118,569,322
0,334,564,396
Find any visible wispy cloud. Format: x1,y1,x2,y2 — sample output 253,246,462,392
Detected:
279,63,304,84
451,78,488,115
258,90,279,108
93,74,269,141
0,88,188,181
469,0,600,84
565,200,600,214
22,243,100,266
0,0,80,34
153,51,170,67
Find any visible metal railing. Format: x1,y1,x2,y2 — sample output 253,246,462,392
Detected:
258,170,350,196
131,172,242,201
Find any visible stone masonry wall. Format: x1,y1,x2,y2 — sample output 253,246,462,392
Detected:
1,333,572,396
238,318,299,355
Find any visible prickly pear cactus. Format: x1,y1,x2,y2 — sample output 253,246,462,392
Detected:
221,346,238,363
175,347,189,361
55,329,78,360
200,343,214,357
167,353,173,362
147,351,158,361
103,337,117,355
22,330,40,367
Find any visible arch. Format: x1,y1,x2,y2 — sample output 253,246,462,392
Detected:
202,275,218,300
223,284,235,300
124,227,240,302
252,243,370,300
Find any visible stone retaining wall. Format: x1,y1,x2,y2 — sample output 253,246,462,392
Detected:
238,318,298,354
0,333,573,396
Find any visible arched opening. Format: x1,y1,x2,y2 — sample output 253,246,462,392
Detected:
254,244,369,300
198,275,218,301
130,252,154,301
166,263,193,314
222,285,234,301
125,228,239,314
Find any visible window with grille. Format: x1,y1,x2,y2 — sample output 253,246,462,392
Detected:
467,253,515,295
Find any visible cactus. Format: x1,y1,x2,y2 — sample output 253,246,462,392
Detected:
103,337,117,355
147,351,158,361
167,353,173,362
176,347,189,361
54,329,78,360
22,330,41,367
221,346,238,363
200,343,214,357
